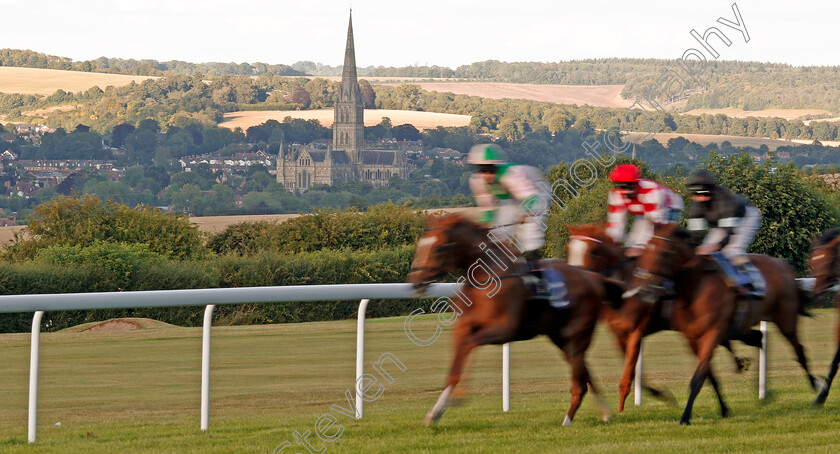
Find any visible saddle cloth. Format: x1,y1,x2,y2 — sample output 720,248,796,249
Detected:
709,252,766,299
524,260,570,310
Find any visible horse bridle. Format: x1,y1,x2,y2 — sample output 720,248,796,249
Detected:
410,226,456,276
812,241,840,297
626,234,678,303
569,234,630,276
634,234,675,282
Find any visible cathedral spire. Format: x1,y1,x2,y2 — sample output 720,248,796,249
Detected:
342,10,358,93
333,10,365,163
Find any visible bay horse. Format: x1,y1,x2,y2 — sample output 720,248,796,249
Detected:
628,223,820,424
809,228,840,406
408,213,621,426
566,224,749,413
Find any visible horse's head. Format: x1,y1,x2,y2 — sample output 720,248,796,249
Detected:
566,224,622,271
408,214,483,294
626,223,693,304
810,228,840,297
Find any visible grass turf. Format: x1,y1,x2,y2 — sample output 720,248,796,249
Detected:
0,309,838,453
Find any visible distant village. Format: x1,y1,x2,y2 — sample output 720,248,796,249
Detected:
0,122,465,204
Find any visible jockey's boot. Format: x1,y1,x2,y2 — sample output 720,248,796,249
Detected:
527,259,549,298
731,254,762,299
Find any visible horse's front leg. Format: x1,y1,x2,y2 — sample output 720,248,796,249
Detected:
424,321,475,426
813,341,840,406
681,331,721,425
618,327,643,412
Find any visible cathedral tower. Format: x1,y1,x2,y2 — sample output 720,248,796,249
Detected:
332,10,365,163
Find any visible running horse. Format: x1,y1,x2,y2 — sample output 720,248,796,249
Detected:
627,223,821,424
565,224,749,413
408,213,621,426
809,228,840,406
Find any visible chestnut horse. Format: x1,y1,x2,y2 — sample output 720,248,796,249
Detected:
408,214,621,426
566,224,749,413
809,228,840,406
628,223,820,424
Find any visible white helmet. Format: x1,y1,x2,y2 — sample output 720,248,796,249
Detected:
467,144,506,165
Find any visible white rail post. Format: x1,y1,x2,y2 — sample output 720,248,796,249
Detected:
502,342,510,412
28,310,44,443
759,320,768,399
355,299,369,419
200,304,215,431
635,340,643,406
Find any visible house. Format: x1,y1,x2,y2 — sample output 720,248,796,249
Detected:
428,147,464,161
11,181,37,197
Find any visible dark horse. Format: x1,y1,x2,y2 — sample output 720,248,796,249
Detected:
408,214,621,426
627,223,821,424
566,224,748,412
809,228,840,406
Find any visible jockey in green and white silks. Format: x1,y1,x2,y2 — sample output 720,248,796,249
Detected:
467,144,550,254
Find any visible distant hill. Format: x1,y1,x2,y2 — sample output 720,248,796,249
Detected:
5,49,840,113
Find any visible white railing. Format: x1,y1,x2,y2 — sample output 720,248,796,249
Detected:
4,278,804,442
0,283,511,443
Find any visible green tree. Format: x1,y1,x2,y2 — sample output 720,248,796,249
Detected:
701,152,835,273
291,86,311,108
3,195,205,261
359,79,376,109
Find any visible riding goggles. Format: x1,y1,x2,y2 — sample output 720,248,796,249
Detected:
612,181,636,191
688,185,713,196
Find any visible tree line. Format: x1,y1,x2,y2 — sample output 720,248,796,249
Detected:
0,48,304,77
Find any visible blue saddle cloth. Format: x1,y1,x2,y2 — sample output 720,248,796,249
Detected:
527,261,570,310
709,252,766,298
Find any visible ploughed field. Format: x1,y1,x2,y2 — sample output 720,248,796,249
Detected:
0,310,837,453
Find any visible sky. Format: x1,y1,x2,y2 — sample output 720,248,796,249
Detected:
1,0,837,68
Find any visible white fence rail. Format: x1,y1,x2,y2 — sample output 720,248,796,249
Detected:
1,283,511,443
4,278,804,442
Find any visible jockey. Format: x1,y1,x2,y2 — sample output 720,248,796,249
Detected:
467,144,563,305
606,164,684,257
686,169,761,266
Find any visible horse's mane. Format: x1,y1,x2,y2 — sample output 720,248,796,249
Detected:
429,212,481,228
815,227,840,247
673,229,694,243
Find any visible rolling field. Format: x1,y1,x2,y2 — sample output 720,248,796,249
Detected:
682,108,834,121
0,310,837,453
380,82,634,108
219,109,472,131
0,67,156,96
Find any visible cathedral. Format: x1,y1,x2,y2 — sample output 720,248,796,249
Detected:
276,12,409,192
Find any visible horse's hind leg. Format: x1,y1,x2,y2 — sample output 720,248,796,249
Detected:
722,336,757,373
813,342,840,406
586,370,612,423
774,315,821,392
706,369,730,418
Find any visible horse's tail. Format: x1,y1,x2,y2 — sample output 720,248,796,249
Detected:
797,285,815,318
